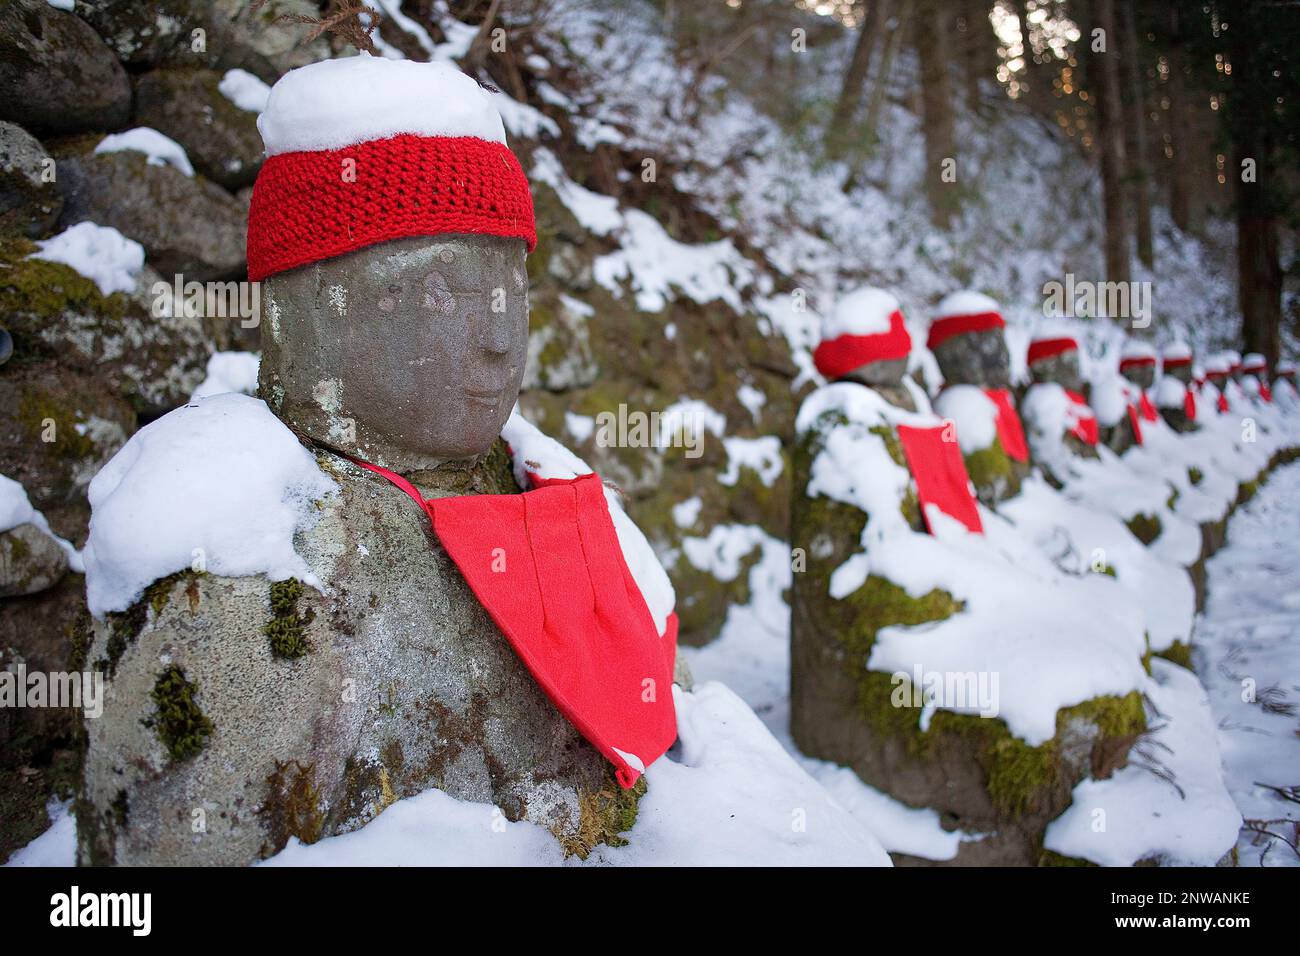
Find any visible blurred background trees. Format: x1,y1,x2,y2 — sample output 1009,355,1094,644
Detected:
647,0,1300,362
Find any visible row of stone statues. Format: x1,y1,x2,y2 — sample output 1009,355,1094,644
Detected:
791,285,1293,865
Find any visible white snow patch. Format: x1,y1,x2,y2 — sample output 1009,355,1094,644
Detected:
218,68,271,113
30,223,144,297
190,351,260,400
94,127,194,176
82,394,338,618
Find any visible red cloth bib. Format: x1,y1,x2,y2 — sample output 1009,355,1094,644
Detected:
896,424,983,535
1126,403,1145,446
1183,389,1197,421
983,387,1029,463
1138,392,1159,422
355,463,677,789
1260,383,1273,403
1064,389,1100,445
1217,393,1230,414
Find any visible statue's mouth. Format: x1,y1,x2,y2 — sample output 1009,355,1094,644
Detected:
465,386,503,407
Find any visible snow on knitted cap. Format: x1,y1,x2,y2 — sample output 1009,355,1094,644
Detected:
1162,340,1193,367
1118,340,1157,371
1205,354,1232,378
1027,318,1080,365
1242,352,1267,373
927,290,1004,350
813,286,911,380
1278,361,1296,377
247,56,536,281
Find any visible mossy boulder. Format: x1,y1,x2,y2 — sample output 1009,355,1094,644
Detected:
78,0,331,82
0,571,89,863
962,436,1025,507
0,522,69,598
79,444,643,865
55,148,247,281
0,238,210,416
133,67,265,190
0,362,135,543
0,0,131,136
0,121,63,238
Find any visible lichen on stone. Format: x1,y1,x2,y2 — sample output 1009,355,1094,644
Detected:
260,759,326,855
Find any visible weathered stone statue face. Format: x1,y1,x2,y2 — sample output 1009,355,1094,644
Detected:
932,329,1011,389
1029,350,1084,393
259,234,529,471
842,356,906,389
1166,364,1193,385
1121,365,1155,390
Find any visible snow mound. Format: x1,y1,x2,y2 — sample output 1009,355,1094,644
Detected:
933,289,1000,319
259,682,891,867
933,385,998,453
82,394,338,618
258,56,507,155
219,68,272,114
94,127,194,177
1044,660,1241,866
823,286,900,339
190,351,261,400
30,223,144,297
0,473,83,572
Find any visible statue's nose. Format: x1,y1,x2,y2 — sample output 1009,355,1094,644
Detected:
481,313,513,355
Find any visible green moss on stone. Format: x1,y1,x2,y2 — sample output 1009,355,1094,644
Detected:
1125,512,1162,545
1152,640,1193,670
1188,467,1203,486
557,773,648,859
963,437,1021,506
17,389,94,461
149,666,213,761
265,578,311,659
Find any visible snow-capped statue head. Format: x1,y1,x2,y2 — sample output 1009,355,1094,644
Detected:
1027,320,1085,393
1161,341,1194,385
813,287,912,395
926,291,1010,389
1118,340,1157,390
247,56,537,471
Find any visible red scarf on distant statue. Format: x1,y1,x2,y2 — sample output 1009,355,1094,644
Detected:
896,424,984,535
354,462,678,789
983,388,1029,463
1064,389,1100,446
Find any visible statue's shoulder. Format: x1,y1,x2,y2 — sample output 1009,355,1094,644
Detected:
84,393,338,618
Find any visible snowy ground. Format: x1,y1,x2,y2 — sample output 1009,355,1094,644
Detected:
1195,461,1300,867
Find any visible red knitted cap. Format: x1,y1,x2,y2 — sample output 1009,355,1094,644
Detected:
247,133,536,281
814,309,912,380
927,310,1005,351
1027,337,1078,365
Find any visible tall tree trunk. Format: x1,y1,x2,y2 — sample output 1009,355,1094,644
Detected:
1020,0,1059,120
1091,0,1131,286
958,0,994,114
1232,54,1283,365
915,0,957,227
862,0,909,146
829,1,888,151
1118,3,1153,269
1164,1,1195,233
